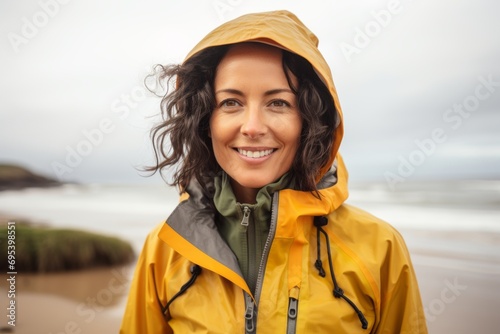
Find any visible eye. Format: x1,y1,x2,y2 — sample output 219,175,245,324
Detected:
268,99,291,108
218,99,241,108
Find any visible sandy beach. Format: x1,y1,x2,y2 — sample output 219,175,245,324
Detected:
406,229,500,333
1,266,133,334
1,182,499,333
1,229,499,333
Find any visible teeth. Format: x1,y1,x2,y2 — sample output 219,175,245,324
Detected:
238,149,274,158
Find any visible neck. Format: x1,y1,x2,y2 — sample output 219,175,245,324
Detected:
231,179,259,204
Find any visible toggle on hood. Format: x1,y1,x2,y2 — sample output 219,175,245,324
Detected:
184,10,346,185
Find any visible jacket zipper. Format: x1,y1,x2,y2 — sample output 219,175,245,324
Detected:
244,292,256,333
244,192,280,333
240,205,258,294
287,286,300,334
240,205,250,288
241,205,257,333
246,206,258,294
241,205,251,230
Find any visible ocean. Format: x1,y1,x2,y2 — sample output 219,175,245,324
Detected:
348,179,500,232
1,180,499,253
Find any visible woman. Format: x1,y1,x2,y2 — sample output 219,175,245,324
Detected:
120,10,427,333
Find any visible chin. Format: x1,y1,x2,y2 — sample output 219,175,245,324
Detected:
237,180,269,189
233,175,280,189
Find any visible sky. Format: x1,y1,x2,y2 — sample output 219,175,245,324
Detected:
1,0,499,186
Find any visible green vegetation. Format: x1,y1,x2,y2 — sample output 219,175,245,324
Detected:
0,163,61,190
1,222,135,273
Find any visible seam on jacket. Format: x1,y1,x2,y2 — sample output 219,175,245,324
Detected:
159,222,251,296
328,232,381,313
150,265,170,322
164,196,243,276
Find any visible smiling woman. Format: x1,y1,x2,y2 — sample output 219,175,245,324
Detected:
210,43,302,203
120,10,427,334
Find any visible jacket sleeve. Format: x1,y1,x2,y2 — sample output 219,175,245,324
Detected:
375,229,428,334
120,224,173,334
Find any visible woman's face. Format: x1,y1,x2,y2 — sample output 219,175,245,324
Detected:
210,43,302,202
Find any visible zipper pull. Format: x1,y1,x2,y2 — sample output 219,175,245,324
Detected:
244,293,255,333
288,298,298,319
241,205,251,228
287,286,300,333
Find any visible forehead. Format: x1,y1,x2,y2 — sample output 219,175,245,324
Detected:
216,43,283,73
215,43,298,88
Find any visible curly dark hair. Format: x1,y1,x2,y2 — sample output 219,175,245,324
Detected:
145,43,337,193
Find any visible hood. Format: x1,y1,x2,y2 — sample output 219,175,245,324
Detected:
185,10,346,185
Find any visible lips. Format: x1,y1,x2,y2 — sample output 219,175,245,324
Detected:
237,148,274,158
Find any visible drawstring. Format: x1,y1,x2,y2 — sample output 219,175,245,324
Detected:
314,219,327,278
314,216,369,330
162,264,202,315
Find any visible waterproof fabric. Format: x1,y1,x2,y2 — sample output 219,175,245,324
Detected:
120,10,427,333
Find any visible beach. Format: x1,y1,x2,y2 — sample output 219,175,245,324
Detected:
1,181,499,333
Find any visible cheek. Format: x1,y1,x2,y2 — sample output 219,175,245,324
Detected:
290,121,303,166
287,117,303,151
209,115,230,157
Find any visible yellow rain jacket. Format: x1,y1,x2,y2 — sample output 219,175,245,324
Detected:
120,10,427,333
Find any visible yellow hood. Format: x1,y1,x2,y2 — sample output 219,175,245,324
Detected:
185,10,345,183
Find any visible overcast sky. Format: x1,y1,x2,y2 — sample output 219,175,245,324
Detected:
1,0,499,186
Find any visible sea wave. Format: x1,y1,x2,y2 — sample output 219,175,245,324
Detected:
1,180,499,253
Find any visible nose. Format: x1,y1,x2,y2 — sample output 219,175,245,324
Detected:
240,105,267,138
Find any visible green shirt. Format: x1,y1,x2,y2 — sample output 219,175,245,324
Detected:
213,172,293,294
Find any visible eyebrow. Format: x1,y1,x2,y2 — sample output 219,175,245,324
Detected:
214,88,295,96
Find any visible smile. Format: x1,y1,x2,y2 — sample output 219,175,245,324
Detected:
237,148,274,158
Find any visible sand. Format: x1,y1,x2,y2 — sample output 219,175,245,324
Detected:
1,229,499,334
405,229,500,334
0,265,133,334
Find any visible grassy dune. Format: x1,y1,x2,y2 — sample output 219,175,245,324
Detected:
1,222,135,273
